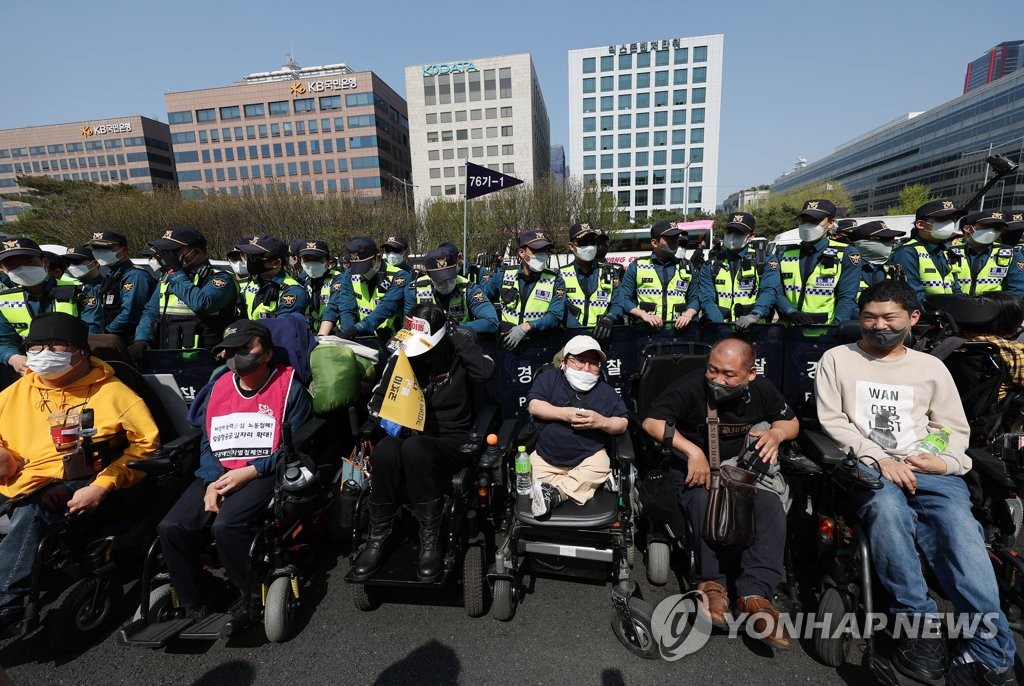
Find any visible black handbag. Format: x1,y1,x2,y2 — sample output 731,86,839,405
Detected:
702,402,757,547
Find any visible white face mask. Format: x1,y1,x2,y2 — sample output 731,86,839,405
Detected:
723,233,747,251
526,252,549,272
384,252,405,267
854,240,893,265
798,222,825,243
66,263,94,280
434,278,457,295
574,245,598,262
147,258,163,273
229,260,248,278
26,349,75,378
303,262,327,279
565,367,599,392
674,247,687,260
970,228,1000,245
928,219,958,240
92,249,118,266
7,265,48,287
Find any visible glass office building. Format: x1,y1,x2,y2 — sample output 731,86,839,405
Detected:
772,69,1024,213
567,34,724,221
965,40,1024,94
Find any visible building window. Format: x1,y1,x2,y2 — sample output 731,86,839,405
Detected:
600,75,614,92
601,96,613,111
618,53,632,70
601,115,614,131
583,117,596,133
637,52,651,68
600,154,613,169
674,48,689,64
694,46,708,62
269,101,289,115
171,132,196,144
352,156,379,169
636,113,650,127
319,95,342,110
354,177,381,189
500,106,512,117
673,69,687,85
618,94,632,110
499,67,512,98
618,74,632,90
292,98,314,114
689,186,702,203
502,144,513,155
672,129,685,145
653,150,666,165
582,57,596,73
500,125,513,136
689,167,703,182
424,76,436,106
348,114,376,128
220,105,241,120
636,72,650,88
655,50,669,66
196,108,216,122
692,67,707,84
654,111,668,127
484,69,496,100
583,136,596,152
244,103,265,118
583,155,596,170
654,131,668,146
618,153,631,167
168,111,192,124
583,97,596,113
655,91,669,107
690,128,705,144
345,92,373,107
636,93,650,108
583,78,596,94
468,71,481,101
600,55,614,71
691,108,705,124
655,71,669,87
601,135,613,150
618,133,631,148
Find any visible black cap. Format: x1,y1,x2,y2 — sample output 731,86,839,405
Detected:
438,241,460,258
65,245,95,263
797,199,837,221
345,236,378,275
569,223,600,241
518,230,553,249
725,212,756,233
150,226,208,250
236,234,288,257
847,220,902,242
915,199,961,221
42,252,67,271
213,319,271,354
0,237,42,261
383,235,409,251
650,220,683,239
289,238,310,257
25,312,89,350
1005,209,1024,230
298,239,330,258
86,231,128,248
960,210,1008,229
424,247,458,281
836,218,858,231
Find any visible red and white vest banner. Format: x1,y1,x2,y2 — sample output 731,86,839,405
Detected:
206,366,295,470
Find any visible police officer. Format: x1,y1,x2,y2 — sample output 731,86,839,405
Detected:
595,229,625,286
950,210,1024,298
288,237,311,284
62,246,106,333
226,242,251,285
775,199,862,325
0,238,98,374
407,245,498,334
382,234,412,273
620,220,698,330
131,227,239,360
237,234,308,320
298,239,339,331
697,212,780,330
1002,209,1024,247
559,223,622,340
317,236,409,339
481,229,566,350
844,220,904,292
85,231,156,343
833,218,859,243
890,199,964,304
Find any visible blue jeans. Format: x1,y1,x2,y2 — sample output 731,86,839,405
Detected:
851,466,1015,671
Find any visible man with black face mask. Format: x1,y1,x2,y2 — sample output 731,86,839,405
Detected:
891,199,965,304
620,220,699,330
236,235,308,321
950,211,1024,297
405,245,497,334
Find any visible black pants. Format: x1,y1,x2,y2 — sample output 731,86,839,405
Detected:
674,468,786,599
156,476,275,609
371,434,470,504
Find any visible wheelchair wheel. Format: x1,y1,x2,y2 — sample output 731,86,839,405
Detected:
646,541,671,587
462,545,486,618
811,587,851,667
50,576,123,652
491,579,516,622
264,576,297,643
132,584,177,623
610,597,659,660
351,582,380,612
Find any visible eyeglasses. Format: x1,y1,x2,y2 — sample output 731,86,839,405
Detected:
566,355,601,371
26,341,78,354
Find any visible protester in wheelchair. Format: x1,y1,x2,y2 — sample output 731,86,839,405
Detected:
0,313,159,632
815,280,1015,686
525,335,628,517
641,337,799,650
156,319,312,626
351,303,494,582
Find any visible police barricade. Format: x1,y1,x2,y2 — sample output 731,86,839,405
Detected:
782,326,842,423
142,348,220,405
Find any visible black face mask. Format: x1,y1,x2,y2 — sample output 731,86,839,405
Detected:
862,326,909,350
707,379,747,403
596,242,609,260
227,351,264,376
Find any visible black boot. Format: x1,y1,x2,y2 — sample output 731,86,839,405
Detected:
350,500,397,581
413,498,445,581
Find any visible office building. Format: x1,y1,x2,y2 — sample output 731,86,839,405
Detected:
721,188,770,213
405,54,551,207
550,144,566,183
567,34,724,221
965,40,1024,94
165,58,411,199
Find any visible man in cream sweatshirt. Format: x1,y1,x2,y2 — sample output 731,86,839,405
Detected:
815,280,1014,686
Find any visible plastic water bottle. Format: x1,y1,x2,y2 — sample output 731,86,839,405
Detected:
515,445,532,496
909,427,952,455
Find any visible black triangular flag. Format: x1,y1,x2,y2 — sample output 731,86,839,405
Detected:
465,161,523,199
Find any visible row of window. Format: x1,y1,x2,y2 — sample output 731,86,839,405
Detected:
172,138,388,165
425,106,513,125
583,128,705,151
422,67,513,105
0,169,161,186
177,165,382,190
608,187,703,207
183,178,386,199
426,125,513,143
583,91,707,115
582,46,708,73
169,114,382,146
0,136,168,158
582,149,703,169
582,168,703,187
583,68,706,93
426,144,515,162
582,105,706,132
175,159,383,183
0,151,172,175
168,93,380,125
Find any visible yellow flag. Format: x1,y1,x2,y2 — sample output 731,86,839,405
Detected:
378,349,426,431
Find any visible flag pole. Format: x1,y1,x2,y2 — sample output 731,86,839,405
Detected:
462,194,468,276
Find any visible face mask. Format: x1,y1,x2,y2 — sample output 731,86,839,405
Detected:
658,241,679,259
303,262,327,279
596,243,609,260
66,263,93,280
147,258,162,273
229,260,248,278
928,219,958,240
526,252,549,272
798,222,825,243
434,278,457,295
226,351,264,376
723,233,747,251
674,247,687,260
92,249,118,266
854,240,893,265
574,245,598,262
384,252,405,267
707,379,747,403
565,367,599,392
7,265,47,287
26,349,75,378
862,326,909,350
971,228,1000,245
362,263,379,280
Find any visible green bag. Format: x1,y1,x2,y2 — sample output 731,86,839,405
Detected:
310,343,376,415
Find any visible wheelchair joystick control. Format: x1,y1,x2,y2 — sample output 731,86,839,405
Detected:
832,449,883,491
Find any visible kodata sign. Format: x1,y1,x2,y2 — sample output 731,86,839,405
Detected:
81,122,132,136
421,61,477,76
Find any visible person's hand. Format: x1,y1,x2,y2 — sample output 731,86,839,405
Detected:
0,447,22,480
786,311,818,326
67,485,108,515
748,427,784,463
128,340,149,368
569,408,604,432
592,316,616,341
877,457,918,493
673,312,695,330
338,327,359,341
685,452,711,488
734,314,760,330
211,466,257,497
639,312,663,328
904,453,947,475
503,324,528,349
204,483,223,513
158,249,183,273
317,321,335,337
8,355,28,375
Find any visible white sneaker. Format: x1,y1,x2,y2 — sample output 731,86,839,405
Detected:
530,480,547,517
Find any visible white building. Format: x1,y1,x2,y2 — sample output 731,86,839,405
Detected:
405,54,550,207
567,35,724,220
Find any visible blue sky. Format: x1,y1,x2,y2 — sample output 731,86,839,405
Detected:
2,0,1020,203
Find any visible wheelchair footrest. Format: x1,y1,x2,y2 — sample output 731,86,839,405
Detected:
119,617,196,648
177,612,233,640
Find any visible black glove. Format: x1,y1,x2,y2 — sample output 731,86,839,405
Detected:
593,316,616,341
786,311,818,326
338,327,360,341
158,249,183,273
128,340,149,368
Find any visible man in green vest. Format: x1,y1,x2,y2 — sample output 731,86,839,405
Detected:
891,199,964,304
950,210,1024,298
481,230,566,350
318,236,410,339
236,235,308,321
298,239,340,331
0,238,95,375
846,221,904,294
62,245,106,334
85,231,156,344
382,234,412,273
406,245,498,334
559,223,623,340
620,220,698,330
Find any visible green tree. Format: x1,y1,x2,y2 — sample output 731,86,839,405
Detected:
886,183,937,216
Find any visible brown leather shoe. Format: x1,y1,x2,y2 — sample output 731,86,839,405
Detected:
736,595,790,650
696,581,730,629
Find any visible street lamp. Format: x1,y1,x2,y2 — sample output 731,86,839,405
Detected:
682,160,693,220
388,173,416,212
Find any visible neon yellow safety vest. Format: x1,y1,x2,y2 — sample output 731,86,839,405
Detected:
951,245,1016,296
633,258,692,325
0,287,78,337
414,275,471,322
558,263,615,327
306,269,340,326
900,241,958,296
778,241,849,316
352,263,405,332
498,269,558,326
241,273,302,320
154,270,237,349
709,259,759,319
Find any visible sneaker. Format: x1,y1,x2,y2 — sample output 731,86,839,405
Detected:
531,482,562,517
183,605,209,622
226,594,261,631
947,660,1015,686
891,637,946,686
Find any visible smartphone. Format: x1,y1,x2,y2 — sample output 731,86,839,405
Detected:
739,443,771,476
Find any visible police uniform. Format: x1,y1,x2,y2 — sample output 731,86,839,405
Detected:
321,236,409,336
63,245,106,334
890,200,964,303
949,211,1024,298
237,235,309,320
85,231,156,343
406,246,498,335
481,230,566,332
845,220,905,295
620,221,698,327
697,213,780,323
296,240,340,330
560,223,622,329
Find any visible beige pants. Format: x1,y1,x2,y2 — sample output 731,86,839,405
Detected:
530,449,611,505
